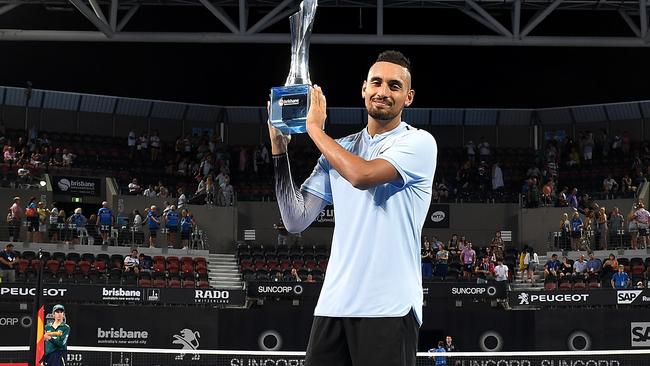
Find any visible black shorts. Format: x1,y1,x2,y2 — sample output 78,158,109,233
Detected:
166,226,178,233
181,231,190,240
99,224,112,233
27,217,39,232
463,264,473,273
41,350,66,366
305,309,419,366
149,229,158,238
571,231,581,238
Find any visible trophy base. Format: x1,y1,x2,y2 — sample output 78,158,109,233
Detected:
269,84,310,135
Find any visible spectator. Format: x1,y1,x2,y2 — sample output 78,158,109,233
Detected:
567,148,580,166
431,236,443,251
608,207,624,247
138,132,148,157
180,209,195,250
602,253,619,281
68,208,87,244
602,175,618,196
444,336,457,352
518,246,528,280
61,149,75,167
557,187,568,207
273,271,283,282
559,256,573,278
429,341,447,366
570,211,583,251
558,213,570,250
573,255,588,278
421,241,434,280
465,141,476,161
124,249,140,274
138,253,151,272
305,274,316,283
48,203,59,242
611,265,630,289
24,196,38,242
544,253,561,279
205,175,217,205
7,197,23,242
165,205,179,248
526,247,539,283
474,257,494,284
158,182,170,198
477,137,490,160
97,201,114,245
143,185,157,198
622,174,634,195
460,242,476,280
567,188,579,209
177,187,187,209
494,258,509,282
146,205,160,248
0,243,17,283
435,245,449,278
489,231,504,261
633,202,650,249
586,252,602,279
220,174,234,206
290,268,301,282
128,179,142,195
127,130,136,158
132,209,143,229
447,234,459,257
595,207,608,250
150,130,161,161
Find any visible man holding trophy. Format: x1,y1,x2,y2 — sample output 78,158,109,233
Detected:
269,1,437,365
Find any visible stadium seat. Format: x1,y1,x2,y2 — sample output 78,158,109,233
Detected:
138,279,152,287
573,279,586,289
168,278,181,288
66,252,80,263
197,280,209,289
52,252,66,263
46,259,60,273
30,259,43,270
544,282,558,291
153,278,167,288
17,259,29,273
78,260,92,275
21,251,36,261
122,271,137,286
63,260,76,275
182,279,195,288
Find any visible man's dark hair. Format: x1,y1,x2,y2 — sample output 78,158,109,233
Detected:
5,243,14,248
376,50,411,74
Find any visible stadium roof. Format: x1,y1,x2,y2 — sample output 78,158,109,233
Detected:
0,0,649,46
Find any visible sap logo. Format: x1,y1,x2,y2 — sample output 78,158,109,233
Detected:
617,290,642,304
631,322,650,347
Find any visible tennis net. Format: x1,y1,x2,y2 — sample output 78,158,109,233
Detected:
1,346,649,366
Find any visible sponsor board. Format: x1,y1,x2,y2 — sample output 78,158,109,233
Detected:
53,176,100,196
617,290,643,305
97,327,149,345
102,288,142,302
631,322,650,347
194,289,232,304
0,287,68,298
424,204,450,228
511,289,650,308
516,292,589,305
311,205,335,227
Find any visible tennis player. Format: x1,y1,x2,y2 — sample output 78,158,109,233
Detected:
41,304,70,366
270,50,437,366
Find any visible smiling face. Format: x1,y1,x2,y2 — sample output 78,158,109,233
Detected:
362,61,414,124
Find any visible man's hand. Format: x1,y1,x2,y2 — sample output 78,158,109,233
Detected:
267,102,291,155
306,85,327,135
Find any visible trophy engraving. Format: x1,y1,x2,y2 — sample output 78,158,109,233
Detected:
269,0,318,135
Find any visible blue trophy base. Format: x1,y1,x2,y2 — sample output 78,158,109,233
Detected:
269,84,310,135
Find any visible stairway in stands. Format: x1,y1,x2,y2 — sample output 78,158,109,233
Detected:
208,253,244,289
510,254,547,291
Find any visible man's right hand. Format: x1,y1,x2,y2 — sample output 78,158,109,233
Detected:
267,102,291,155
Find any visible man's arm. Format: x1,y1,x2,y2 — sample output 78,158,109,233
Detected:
305,86,399,190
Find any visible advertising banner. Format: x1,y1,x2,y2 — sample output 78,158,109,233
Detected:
53,176,101,197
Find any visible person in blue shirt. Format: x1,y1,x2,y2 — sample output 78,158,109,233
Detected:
67,208,87,244
25,196,39,243
96,201,114,245
270,50,436,366
146,205,160,248
611,265,630,289
428,341,447,366
180,209,195,250
164,205,179,248
570,211,583,251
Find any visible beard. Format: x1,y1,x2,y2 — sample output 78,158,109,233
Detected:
366,98,400,121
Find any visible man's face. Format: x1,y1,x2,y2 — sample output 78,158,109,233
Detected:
362,62,414,122
5,245,13,253
446,336,452,344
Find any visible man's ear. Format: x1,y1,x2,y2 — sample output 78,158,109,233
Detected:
404,89,415,107
361,80,367,99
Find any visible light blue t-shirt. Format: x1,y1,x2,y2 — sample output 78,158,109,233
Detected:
302,122,437,324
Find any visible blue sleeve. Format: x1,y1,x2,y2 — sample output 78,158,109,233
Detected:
376,130,437,189
301,155,333,204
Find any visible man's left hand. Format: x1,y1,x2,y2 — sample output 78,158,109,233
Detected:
306,85,327,134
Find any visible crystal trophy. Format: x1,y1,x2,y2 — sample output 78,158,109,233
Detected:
269,0,317,135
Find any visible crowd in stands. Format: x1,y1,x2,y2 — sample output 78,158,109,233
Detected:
553,199,650,251
542,251,649,290
522,129,643,208
0,243,209,288
6,197,199,249
237,243,328,283
420,232,515,283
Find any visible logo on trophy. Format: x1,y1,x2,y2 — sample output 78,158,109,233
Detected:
269,0,318,135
